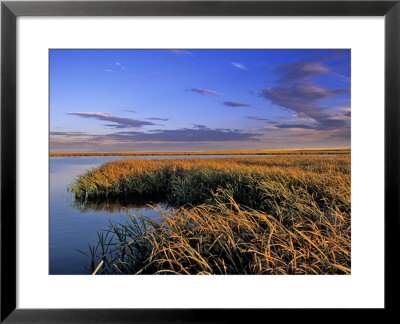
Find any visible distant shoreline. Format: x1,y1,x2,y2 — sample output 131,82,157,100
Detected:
50,148,350,157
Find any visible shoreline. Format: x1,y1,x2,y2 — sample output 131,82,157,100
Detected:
50,147,351,157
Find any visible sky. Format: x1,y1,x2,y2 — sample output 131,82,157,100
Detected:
50,49,351,152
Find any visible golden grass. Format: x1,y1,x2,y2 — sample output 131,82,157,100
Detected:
73,155,351,275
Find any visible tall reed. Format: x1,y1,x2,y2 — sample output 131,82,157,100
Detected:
86,190,350,275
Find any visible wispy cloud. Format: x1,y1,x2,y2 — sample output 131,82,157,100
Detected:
246,116,268,121
188,87,224,97
145,117,169,121
66,112,156,129
274,124,316,130
115,62,126,70
123,109,137,113
246,116,277,124
105,62,126,72
50,131,90,137
231,62,247,70
223,101,250,107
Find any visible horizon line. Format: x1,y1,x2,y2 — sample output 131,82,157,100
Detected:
50,147,351,156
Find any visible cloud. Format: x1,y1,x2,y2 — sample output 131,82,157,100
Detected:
50,131,90,137
123,109,137,113
101,126,261,143
231,62,247,70
274,124,315,130
246,116,268,121
259,82,349,116
246,116,277,124
259,57,350,132
223,101,250,107
145,117,169,121
276,61,330,83
329,127,351,139
66,112,156,129
105,62,126,72
115,62,126,70
192,124,208,129
274,118,348,131
188,87,224,96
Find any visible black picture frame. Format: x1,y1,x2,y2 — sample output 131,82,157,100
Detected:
1,0,399,322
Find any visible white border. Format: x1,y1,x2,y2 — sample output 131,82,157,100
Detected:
17,17,384,308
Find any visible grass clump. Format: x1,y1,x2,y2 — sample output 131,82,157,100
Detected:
72,156,351,275
85,190,350,275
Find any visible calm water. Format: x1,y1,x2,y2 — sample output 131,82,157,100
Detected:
49,154,260,274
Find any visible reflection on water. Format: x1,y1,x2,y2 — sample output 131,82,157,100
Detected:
72,195,168,213
50,156,168,274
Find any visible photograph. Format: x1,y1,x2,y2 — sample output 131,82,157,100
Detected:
49,49,351,275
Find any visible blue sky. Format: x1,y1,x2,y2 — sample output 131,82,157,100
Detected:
50,49,350,152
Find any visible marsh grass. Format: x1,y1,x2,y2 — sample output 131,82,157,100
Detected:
72,156,350,275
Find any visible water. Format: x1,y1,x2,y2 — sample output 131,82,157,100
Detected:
49,154,260,274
